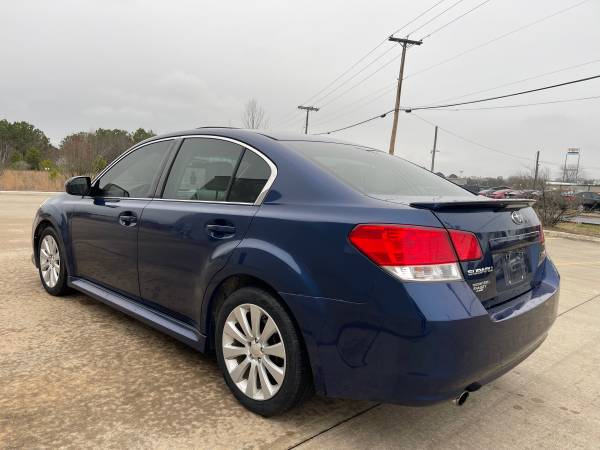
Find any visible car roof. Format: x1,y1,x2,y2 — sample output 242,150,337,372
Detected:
145,127,355,145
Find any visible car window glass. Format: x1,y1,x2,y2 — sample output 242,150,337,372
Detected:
228,150,271,203
287,141,472,198
96,141,171,198
162,138,243,201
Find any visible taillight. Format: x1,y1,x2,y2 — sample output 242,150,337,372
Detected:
537,225,545,244
349,224,482,282
448,230,483,261
537,225,546,263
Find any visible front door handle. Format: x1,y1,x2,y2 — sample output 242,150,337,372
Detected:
206,224,236,239
118,212,138,227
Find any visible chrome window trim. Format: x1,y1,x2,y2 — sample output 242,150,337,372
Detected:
91,137,177,185
91,135,277,206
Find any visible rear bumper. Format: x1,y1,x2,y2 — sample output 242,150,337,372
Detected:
282,257,559,405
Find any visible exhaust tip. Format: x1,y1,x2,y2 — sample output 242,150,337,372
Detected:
453,391,469,406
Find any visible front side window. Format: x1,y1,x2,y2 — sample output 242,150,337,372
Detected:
162,138,244,201
95,140,172,198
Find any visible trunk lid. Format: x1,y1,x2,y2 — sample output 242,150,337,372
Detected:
406,198,544,308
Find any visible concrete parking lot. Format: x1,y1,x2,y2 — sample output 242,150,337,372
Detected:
1,191,599,450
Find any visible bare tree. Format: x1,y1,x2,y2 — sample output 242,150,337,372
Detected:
241,99,269,129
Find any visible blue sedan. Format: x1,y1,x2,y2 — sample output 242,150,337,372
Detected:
32,128,559,416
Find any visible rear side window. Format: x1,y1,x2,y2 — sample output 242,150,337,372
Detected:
95,140,171,198
162,138,243,201
228,150,271,203
287,141,472,198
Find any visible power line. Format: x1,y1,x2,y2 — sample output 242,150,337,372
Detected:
409,113,534,164
421,58,600,106
419,0,493,40
410,113,600,172
297,0,450,108
316,74,600,134
310,45,399,106
406,0,467,36
405,74,600,111
314,109,395,135
318,51,406,108
404,0,592,80
308,1,590,129
315,58,600,126
426,94,600,111
311,82,397,127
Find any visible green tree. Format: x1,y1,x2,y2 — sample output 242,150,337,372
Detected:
131,128,155,144
0,119,50,172
25,147,42,170
93,155,108,172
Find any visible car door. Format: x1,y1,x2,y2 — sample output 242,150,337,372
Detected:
69,139,175,298
138,136,275,324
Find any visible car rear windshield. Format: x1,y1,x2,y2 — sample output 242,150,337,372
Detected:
287,141,473,198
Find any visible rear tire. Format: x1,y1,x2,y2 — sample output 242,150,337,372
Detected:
215,287,312,416
38,227,70,296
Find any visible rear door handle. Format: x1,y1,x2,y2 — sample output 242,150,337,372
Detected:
118,212,138,227
206,224,236,239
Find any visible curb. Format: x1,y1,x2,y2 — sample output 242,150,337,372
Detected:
544,229,600,244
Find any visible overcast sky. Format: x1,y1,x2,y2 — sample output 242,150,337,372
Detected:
1,0,599,178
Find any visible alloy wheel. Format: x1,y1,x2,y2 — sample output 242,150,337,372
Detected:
40,235,60,288
222,303,286,401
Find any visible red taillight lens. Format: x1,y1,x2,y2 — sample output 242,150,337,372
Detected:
348,225,457,266
537,225,545,244
448,230,483,261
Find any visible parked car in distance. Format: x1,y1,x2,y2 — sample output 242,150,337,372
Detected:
574,191,600,211
479,186,511,197
32,129,559,416
490,188,514,199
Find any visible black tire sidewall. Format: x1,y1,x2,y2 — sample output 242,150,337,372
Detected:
215,287,310,417
38,227,69,296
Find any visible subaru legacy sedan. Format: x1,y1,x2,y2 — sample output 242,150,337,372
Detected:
32,128,559,416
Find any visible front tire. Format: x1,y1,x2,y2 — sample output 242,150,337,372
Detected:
38,227,69,296
215,287,311,416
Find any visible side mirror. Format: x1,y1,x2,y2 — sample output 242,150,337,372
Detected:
65,176,91,196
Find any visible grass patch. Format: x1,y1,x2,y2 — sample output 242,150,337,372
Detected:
550,222,600,238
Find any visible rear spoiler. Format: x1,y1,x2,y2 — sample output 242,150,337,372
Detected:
409,199,536,211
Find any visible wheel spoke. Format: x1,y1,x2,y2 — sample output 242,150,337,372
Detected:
250,304,261,339
229,357,250,383
42,268,51,283
262,356,285,385
261,317,277,342
49,267,56,286
234,306,253,340
222,344,247,360
246,361,258,397
258,363,274,398
223,321,249,345
43,239,51,255
52,267,59,285
50,238,57,255
40,249,49,260
262,342,285,359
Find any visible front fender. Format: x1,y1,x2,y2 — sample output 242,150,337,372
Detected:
33,195,72,273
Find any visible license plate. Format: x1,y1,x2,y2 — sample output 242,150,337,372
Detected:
502,250,528,285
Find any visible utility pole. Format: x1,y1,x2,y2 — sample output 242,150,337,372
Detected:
388,36,422,155
533,150,540,189
297,106,319,134
430,125,438,172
